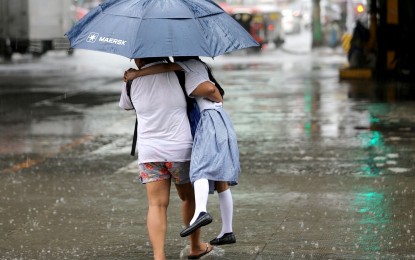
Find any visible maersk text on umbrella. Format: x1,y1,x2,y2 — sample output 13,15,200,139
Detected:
98,37,127,45
86,32,127,46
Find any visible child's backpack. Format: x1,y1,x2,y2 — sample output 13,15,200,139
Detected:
174,71,200,138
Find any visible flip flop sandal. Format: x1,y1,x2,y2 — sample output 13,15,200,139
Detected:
188,243,213,259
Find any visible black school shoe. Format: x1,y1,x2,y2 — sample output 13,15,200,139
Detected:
209,232,236,245
180,212,212,237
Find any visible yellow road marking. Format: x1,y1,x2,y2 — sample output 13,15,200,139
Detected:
2,135,94,173
6,159,39,173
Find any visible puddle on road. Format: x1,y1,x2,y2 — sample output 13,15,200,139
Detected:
346,80,415,102
0,91,128,155
212,60,415,178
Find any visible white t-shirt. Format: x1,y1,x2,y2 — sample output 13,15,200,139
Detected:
176,60,223,111
119,62,192,163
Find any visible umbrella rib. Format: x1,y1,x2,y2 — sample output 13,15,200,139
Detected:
182,0,224,18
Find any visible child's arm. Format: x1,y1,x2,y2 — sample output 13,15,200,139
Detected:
123,63,223,103
191,81,223,103
123,63,182,82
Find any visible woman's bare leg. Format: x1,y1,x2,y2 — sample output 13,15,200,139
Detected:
146,179,171,260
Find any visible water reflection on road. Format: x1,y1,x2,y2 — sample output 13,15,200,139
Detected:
2,44,414,174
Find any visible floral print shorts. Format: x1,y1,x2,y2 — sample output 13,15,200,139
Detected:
138,161,190,184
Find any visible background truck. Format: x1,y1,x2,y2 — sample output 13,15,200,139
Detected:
0,0,75,60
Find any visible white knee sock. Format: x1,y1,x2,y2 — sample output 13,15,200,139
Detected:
217,188,233,238
190,178,209,225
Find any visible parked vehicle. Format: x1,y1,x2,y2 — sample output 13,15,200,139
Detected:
0,0,75,60
255,4,285,48
220,3,285,50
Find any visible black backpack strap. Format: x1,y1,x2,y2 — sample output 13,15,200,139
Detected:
175,71,191,114
131,119,138,156
126,80,138,156
175,71,187,99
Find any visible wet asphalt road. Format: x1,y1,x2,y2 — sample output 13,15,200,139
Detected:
1,36,415,259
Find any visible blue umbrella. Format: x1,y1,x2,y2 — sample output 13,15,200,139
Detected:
66,0,260,58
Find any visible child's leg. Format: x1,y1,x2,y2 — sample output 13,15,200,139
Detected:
190,178,209,225
216,182,233,238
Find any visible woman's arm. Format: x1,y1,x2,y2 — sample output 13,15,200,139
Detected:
123,63,182,82
191,81,223,103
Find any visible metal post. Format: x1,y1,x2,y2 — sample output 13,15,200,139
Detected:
311,0,323,47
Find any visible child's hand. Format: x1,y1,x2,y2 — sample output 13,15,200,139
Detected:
123,68,138,82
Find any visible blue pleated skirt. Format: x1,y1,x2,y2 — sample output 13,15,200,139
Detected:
190,107,240,193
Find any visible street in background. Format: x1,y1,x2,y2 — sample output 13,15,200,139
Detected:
0,0,75,60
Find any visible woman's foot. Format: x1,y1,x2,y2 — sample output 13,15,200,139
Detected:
209,232,236,245
188,243,213,259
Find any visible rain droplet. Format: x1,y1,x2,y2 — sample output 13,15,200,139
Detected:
387,153,399,158
389,168,410,173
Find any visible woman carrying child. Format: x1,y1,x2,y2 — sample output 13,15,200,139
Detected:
124,56,240,247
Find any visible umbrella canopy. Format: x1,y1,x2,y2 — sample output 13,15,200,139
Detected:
66,0,260,58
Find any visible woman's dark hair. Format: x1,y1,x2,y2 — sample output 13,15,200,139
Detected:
173,56,225,97
142,57,170,64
